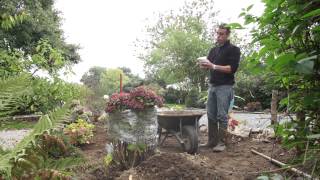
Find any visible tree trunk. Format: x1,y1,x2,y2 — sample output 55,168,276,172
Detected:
296,110,306,155
271,90,279,124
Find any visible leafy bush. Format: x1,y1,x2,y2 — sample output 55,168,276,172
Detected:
145,83,166,97
163,87,187,104
105,86,164,113
234,71,273,109
105,141,155,171
128,86,164,110
241,0,320,176
185,87,199,108
64,119,95,145
16,76,86,114
105,93,131,113
197,91,209,108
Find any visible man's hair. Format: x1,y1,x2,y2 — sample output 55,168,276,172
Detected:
218,24,231,35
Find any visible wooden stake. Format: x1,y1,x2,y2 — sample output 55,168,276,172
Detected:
120,73,123,94
271,90,278,124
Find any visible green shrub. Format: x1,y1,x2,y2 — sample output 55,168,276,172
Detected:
16,77,86,114
185,87,199,108
163,87,187,104
234,72,273,109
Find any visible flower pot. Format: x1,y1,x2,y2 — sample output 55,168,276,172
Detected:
107,108,158,146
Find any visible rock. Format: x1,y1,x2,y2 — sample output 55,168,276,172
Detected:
244,102,262,112
199,125,207,133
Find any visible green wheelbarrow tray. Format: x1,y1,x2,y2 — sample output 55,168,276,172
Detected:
157,109,206,154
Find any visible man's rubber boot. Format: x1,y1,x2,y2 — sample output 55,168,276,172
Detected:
212,127,227,152
200,121,218,148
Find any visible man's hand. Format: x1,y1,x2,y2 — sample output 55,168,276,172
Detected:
198,58,232,73
198,59,216,69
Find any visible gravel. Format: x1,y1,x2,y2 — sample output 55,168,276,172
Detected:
0,129,31,150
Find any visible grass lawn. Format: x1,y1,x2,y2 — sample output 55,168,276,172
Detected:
0,120,36,130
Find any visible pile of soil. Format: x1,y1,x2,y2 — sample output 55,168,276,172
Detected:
118,137,293,180
118,152,223,179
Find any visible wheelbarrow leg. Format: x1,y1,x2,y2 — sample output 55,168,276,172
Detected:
195,117,199,153
158,127,162,143
159,132,168,146
173,132,185,145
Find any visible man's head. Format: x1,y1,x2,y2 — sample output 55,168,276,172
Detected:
216,24,230,45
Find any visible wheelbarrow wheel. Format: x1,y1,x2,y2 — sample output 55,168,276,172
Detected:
181,125,198,154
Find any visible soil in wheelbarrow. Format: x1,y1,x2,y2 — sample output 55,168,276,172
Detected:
118,131,295,180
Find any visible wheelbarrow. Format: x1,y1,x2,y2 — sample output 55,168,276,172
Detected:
157,109,206,154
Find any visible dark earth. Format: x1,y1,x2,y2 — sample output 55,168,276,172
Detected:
74,121,298,180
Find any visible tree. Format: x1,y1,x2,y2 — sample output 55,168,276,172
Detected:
119,66,144,92
80,66,106,91
137,0,219,91
241,0,320,175
80,67,130,114
0,0,84,115
101,68,129,95
0,0,80,77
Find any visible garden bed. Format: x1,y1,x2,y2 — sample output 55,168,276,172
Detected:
0,116,302,179
73,120,299,180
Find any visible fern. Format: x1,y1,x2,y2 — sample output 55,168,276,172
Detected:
13,104,70,154
0,103,71,179
0,75,82,179
0,74,31,118
47,157,84,170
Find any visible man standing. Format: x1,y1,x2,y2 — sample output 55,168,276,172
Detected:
199,24,241,152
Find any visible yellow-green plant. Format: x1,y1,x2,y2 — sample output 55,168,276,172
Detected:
64,119,95,145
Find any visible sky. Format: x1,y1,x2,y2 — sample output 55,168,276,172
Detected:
54,0,264,83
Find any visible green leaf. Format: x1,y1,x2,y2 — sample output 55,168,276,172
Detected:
137,143,147,151
227,23,244,29
127,144,137,151
295,56,316,74
312,26,320,32
307,134,320,139
246,4,254,11
302,8,320,19
291,24,301,35
274,53,295,71
260,39,281,49
234,95,245,101
238,12,246,18
104,154,113,167
244,15,255,25
303,95,314,106
48,157,84,170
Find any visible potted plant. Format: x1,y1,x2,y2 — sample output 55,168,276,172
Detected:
105,86,163,169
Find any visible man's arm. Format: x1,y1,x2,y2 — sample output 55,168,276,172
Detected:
212,64,232,73
200,47,240,74
200,61,232,73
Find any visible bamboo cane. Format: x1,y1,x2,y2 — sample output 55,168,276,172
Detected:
251,149,318,180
